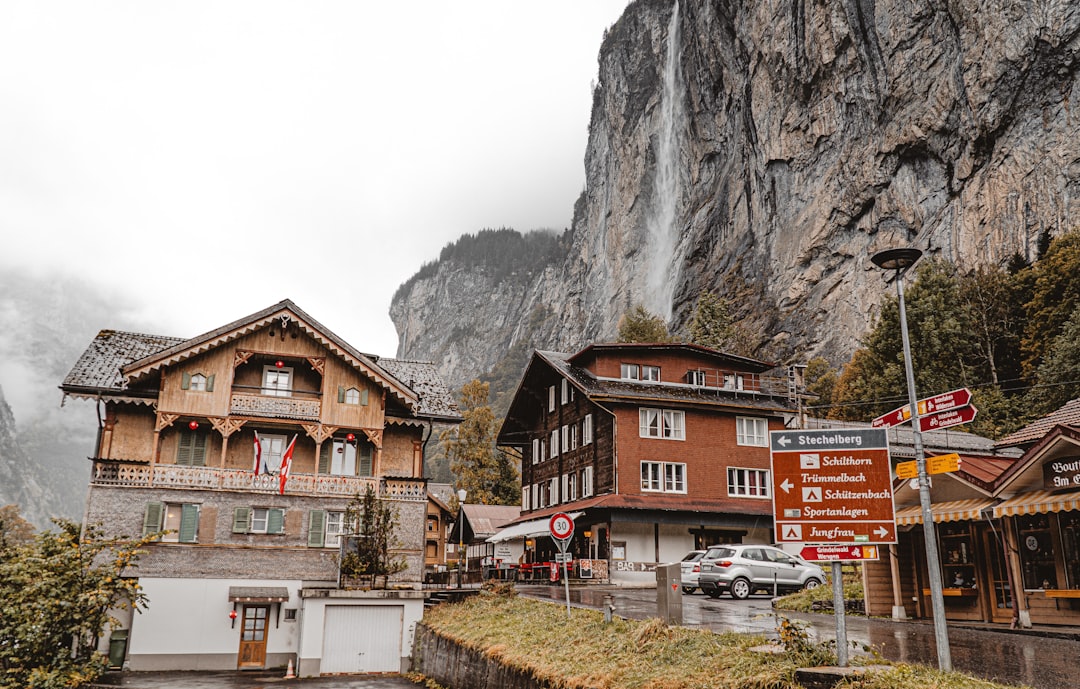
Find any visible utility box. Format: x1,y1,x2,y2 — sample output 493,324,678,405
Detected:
655,562,683,625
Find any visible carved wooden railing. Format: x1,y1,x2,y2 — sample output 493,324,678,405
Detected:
229,392,320,420
89,460,425,501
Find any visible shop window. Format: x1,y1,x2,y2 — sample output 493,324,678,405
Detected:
1015,513,1057,589
1060,511,1080,589
937,522,976,589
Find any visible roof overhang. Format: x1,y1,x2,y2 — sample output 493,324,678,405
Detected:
228,586,290,603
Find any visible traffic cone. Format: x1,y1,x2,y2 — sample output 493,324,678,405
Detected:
284,658,296,679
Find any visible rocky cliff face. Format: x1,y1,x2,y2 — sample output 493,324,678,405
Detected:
392,0,1080,388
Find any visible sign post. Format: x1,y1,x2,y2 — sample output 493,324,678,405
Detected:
549,512,575,618
771,428,894,667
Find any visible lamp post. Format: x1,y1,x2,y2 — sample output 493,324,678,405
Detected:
871,247,952,671
457,488,467,588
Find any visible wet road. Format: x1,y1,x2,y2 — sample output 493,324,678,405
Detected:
92,670,418,689
519,585,1076,689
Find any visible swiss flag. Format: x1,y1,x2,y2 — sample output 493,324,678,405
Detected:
278,434,297,495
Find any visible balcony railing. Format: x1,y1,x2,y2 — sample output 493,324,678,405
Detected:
229,392,321,420
684,369,790,397
89,459,424,501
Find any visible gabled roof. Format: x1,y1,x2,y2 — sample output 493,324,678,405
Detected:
992,424,1080,496
60,300,461,422
453,504,521,542
995,398,1080,448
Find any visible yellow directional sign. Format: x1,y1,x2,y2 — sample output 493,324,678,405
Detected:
895,453,961,479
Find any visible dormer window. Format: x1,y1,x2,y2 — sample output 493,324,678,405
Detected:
621,364,639,380
687,370,706,386
262,365,292,397
641,365,660,381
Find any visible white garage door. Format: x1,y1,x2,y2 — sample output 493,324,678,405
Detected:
321,605,403,674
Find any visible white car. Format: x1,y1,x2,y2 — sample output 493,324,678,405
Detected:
698,544,826,599
679,550,706,593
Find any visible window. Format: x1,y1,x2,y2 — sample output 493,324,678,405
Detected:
341,387,364,405
687,370,706,386
549,477,559,504
318,437,373,477
723,373,745,390
176,430,208,466
566,472,577,501
427,518,436,532
144,502,199,543
325,511,345,548
736,417,768,446
307,510,345,548
548,385,556,412
641,365,660,381
727,468,770,498
262,365,292,397
538,482,546,509
583,414,593,445
561,425,569,453
233,507,285,534
550,429,559,458
620,363,639,380
1015,514,1057,589
532,438,540,464
531,483,539,510
581,466,594,497
640,462,687,493
639,408,685,440
522,486,531,511
570,425,578,450
181,372,214,392
259,434,289,472
561,379,570,404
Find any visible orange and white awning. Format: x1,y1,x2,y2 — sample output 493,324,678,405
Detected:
894,498,995,526
992,489,1080,518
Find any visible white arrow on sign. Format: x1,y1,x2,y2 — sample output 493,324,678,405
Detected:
780,478,794,493
874,526,889,539
777,436,791,447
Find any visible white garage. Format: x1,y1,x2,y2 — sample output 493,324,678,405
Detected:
297,589,424,677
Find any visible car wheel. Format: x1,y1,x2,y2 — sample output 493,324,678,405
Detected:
729,577,751,600
706,588,722,599
803,577,822,591
682,586,696,594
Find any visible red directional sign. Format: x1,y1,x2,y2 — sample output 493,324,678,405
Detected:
918,404,977,432
549,512,574,540
872,388,972,429
801,545,880,562
770,429,896,545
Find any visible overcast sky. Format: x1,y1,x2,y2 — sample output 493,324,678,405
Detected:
0,1,629,357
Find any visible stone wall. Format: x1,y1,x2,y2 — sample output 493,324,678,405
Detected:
411,625,550,689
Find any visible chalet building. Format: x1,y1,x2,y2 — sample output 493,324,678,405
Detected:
425,491,453,572
859,399,1080,629
60,300,460,675
495,343,798,585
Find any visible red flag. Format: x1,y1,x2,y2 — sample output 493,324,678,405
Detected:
253,431,264,475
278,434,297,495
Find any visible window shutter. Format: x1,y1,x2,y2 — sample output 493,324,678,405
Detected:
179,504,199,543
358,444,373,477
318,443,332,474
192,432,207,467
181,372,191,390
267,508,285,534
143,502,164,536
177,432,194,466
206,374,215,392
338,386,345,403
308,510,326,547
232,507,251,534
361,389,369,406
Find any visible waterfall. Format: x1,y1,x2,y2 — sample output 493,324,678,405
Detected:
644,1,684,322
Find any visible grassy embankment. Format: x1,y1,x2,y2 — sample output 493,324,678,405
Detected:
416,586,1027,689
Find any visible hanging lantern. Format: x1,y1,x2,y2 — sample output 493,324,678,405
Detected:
188,421,199,430
275,360,285,368
346,433,356,442
229,609,237,620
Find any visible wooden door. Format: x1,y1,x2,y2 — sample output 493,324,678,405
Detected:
237,605,269,668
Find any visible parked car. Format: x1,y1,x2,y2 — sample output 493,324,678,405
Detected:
698,544,825,599
678,550,706,593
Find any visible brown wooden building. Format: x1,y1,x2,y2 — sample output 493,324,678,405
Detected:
495,343,798,585
60,300,460,674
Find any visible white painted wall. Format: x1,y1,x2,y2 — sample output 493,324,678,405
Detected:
297,593,424,676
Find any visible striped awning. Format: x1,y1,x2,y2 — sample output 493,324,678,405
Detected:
894,498,995,526
993,489,1080,518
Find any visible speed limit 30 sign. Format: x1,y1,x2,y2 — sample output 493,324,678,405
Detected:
549,512,574,540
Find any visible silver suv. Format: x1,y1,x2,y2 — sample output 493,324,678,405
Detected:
698,544,825,599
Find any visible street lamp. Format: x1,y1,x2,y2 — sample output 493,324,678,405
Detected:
871,247,952,672
457,488,467,588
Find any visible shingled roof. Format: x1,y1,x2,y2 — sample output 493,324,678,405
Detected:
996,398,1080,448
62,330,186,394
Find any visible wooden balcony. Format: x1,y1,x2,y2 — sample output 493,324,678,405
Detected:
89,459,425,501
229,391,321,421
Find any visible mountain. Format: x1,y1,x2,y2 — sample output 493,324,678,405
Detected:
391,0,1080,392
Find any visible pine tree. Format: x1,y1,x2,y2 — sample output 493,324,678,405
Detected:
617,304,671,343
687,292,735,350
441,380,520,505
340,484,406,589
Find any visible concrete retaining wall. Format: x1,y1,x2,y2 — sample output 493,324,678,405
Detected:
411,624,552,689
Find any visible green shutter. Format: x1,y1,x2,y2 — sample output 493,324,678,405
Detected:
179,504,199,543
177,432,193,466
232,507,251,534
338,386,345,403
181,372,191,390
267,508,285,535
361,389,369,406
206,374,215,392
358,444,373,477
307,510,326,547
143,502,164,536
318,443,331,474
192,432,207,467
